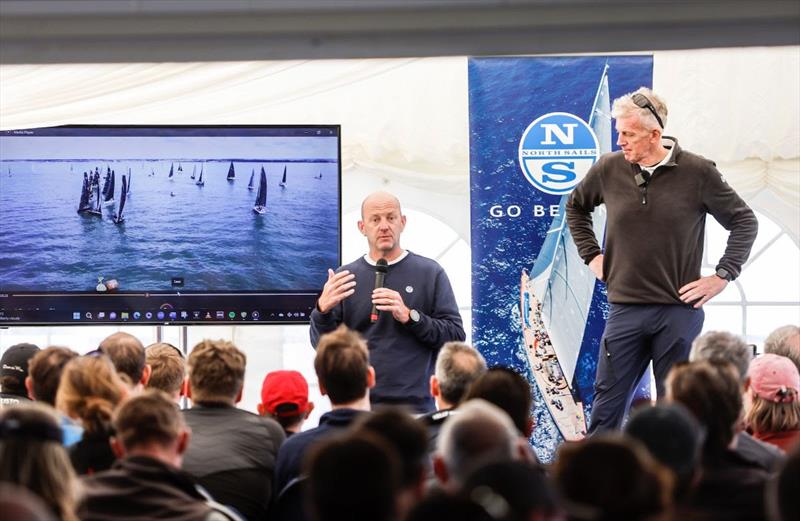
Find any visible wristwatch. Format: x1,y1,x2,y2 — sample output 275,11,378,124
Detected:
408,309,421,324
715,267,733,282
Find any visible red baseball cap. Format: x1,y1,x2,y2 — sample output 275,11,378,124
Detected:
748,353,800,403
260,370,310,416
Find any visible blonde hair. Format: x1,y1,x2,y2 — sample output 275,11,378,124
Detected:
145,343,185,396
746,391,800,434
187,339,246,403
0,404,80,521
55,355,126,435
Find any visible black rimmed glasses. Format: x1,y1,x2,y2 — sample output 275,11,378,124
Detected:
632,93,664,129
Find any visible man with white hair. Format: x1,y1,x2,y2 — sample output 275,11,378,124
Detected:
566,87,758,433
433,398,521,491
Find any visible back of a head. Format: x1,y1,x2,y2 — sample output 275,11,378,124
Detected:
462,461,557,521
406,493,494,521
1,342,40,396
113,389,184,451
306,432,401,521
28,347,79,406
0,403,79,521
144,343,185,397
352,406,429,490
746,353,800,435
187,339,246,403
624,403,704,498
437,399,519,487
689,330,751,382
314,325,370,405
764,325,800,374
435,341,487,406
464,367,532,436
99,332,146,385
666,360,742,454
553,435,671,521
55,355,125,434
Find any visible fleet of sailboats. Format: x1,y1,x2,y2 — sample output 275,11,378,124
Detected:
72,161,317,221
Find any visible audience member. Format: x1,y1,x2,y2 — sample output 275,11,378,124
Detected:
464,367,533,437
0,342,40,407
274,325,374,494
182,339,285,521
305,432,401,521
419,341,487,450
461,461,559,521
0,483,58,521
78,390,242,521
745,354,800,452
25,346,82,446
99,332,151,391
258,370,314,437
434,399,520,491
552,434,671,521
56,354,128,474
764,325,800,373
352,406,429,520
144,342,187,403
667,360,770,521
624,402,704,502
766,446,800,521
406,492,494,521
690,330,785,471
0,403,79,521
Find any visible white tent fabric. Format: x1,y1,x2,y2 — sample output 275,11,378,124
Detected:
1,47,798,243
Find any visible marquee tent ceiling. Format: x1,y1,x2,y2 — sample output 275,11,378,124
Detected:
1,46,798,243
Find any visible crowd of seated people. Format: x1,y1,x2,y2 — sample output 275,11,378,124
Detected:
1,324,799,521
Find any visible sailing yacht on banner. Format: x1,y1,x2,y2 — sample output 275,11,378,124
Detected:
248,169,255,191
227,162,235,181
195,165,204,186
519,64,611,442
253,167,267,214
279,165,287,188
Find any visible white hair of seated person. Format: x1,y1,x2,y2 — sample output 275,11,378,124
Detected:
433,398,521,490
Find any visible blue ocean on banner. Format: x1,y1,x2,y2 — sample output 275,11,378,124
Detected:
468,56,653,461
0,160,339,292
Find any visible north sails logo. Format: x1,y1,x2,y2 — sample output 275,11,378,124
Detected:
518,112,599,195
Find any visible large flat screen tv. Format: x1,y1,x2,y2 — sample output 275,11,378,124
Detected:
0,125,341,325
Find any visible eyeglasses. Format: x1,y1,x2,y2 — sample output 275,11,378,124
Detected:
632,93,664,129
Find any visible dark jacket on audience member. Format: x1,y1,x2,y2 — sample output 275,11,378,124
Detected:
79,455,239,521
274,408,365,495
182,402,285,521
70,429,117,475
735,431,785,472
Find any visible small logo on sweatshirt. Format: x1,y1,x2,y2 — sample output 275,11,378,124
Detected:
405,286,414,293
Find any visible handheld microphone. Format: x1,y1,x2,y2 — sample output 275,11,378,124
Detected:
370,258,389,323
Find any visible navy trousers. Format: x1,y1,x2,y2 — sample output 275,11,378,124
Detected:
588,303,704,434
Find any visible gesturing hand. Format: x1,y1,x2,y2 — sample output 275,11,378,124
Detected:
317,269,356,314
372,287,411,323
679,274,728,308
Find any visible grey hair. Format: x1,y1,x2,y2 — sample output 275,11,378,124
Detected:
689,330,752,383
436,399,519,487
763,325,800,373
611,87,668,131
435,342,487,406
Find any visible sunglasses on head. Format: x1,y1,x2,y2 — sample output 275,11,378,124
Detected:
632,93,664,129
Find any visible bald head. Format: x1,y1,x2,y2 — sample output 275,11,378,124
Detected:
358,191,406,261
360,191,402,220
99,332,149,388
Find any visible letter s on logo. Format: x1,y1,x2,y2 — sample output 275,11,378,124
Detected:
541,162,576,185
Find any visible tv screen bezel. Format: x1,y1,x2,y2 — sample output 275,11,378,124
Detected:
0,124,342,326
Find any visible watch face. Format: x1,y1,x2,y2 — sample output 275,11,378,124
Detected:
716,268,731,281
410,309,420,322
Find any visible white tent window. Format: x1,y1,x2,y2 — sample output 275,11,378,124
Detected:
701,209,800,345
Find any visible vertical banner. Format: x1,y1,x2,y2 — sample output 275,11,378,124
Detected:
469,56,653,461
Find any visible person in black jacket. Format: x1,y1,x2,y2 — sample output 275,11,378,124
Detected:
79,390,242,521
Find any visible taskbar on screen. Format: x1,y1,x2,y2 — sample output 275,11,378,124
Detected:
0,292,319,325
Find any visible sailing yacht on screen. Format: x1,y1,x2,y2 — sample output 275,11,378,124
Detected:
519,64,610,442
253,167,267,214
113,175,128,225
